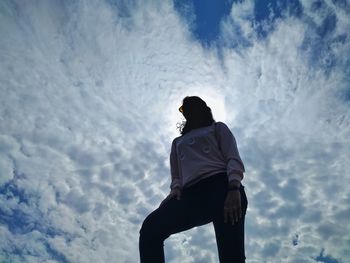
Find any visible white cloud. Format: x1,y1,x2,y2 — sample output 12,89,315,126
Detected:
0,0,349,262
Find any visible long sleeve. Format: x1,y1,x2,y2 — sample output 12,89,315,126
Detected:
216,122,245,183
170,138,181,190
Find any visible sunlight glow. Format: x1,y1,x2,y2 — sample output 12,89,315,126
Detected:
166,87,227,138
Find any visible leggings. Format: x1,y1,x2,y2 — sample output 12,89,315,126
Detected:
139,173,248,263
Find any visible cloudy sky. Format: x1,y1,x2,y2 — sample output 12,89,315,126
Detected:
0,0,349,262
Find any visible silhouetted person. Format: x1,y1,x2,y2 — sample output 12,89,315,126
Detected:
139,96,248,263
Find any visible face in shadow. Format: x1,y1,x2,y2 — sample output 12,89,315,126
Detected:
179,96,214,130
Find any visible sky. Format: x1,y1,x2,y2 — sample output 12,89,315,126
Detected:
0,0,349,262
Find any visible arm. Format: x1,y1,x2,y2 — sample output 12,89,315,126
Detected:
159,139,182,207
170,138,181,190
216,122,245,185
216,122,245,224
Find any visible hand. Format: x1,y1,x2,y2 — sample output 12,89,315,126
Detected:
159,187,182,207
224,190,242,225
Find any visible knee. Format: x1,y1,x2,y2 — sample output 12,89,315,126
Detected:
139,214,157,238
139,217,150,236
139,214,168,241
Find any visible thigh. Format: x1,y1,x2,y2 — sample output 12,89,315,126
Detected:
140,191,212,239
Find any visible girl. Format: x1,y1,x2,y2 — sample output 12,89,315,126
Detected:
139,96,248,263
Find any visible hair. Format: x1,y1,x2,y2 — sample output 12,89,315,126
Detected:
177,96,215,135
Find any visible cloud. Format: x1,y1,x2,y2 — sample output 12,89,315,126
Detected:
0,0,349,262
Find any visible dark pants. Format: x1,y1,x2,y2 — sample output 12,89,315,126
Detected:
139,173,248,263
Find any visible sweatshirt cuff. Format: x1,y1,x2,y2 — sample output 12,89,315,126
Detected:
228,173,243,184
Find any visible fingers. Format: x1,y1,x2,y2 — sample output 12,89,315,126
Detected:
233,202,242,224
233,206,239,223
230,209,235,224
224,192,242,225
224,206,237,225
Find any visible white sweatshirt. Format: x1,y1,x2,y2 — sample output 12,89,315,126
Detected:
170,121,245,190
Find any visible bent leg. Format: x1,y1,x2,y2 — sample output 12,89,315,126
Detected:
139,205,170,263
139,189,212,263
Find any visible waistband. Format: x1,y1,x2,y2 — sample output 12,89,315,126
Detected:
183,172,227,190
183,172,245,192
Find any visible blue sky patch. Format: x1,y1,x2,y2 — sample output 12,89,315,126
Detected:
314,249,340,263
174,0,236,46
253,0,302,38
174,0,304,46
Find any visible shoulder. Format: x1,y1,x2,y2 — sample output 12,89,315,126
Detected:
215,122,235,138
215,121,230,130
172,136,182,145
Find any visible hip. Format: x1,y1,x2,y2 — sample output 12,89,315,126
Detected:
182,172,247,207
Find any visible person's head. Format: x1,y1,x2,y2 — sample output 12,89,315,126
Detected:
178,96,215,135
